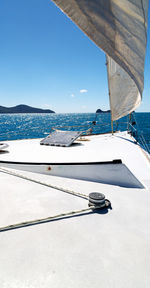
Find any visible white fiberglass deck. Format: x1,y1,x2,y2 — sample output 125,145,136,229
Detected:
0,131,140,163
0,131,150,287
0,168,150,287
0,131,150,188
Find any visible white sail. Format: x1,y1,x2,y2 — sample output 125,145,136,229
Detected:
107,56,141,120
52,0,149,120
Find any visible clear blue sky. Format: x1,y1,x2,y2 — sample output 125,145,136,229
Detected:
0,0,149,113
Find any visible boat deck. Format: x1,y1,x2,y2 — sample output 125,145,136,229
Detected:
0,168,150,287
0,131,150,188
0,131,150,287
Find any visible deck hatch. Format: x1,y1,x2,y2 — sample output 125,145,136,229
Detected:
40,130,82,147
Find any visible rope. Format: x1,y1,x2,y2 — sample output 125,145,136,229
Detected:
0,167,110,232
0,205,100,232
0,167,88,200
0,166,96,232
0,122,112,140
50,122,111,135
132,113,150,155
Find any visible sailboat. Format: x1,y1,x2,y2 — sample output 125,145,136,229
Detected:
0,0,149,187
0,1,150,287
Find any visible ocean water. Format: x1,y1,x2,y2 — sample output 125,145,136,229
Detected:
0,112,150,150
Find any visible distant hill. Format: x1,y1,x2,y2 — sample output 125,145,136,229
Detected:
0,104,55,114
96,109,111,113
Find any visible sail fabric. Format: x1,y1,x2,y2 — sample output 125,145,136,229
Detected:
51,0,149,120
107,56,141,120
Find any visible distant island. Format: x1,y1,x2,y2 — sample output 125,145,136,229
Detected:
96,109,111,113
0,104,55,114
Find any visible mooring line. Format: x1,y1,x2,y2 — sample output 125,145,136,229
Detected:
0,205,99,232
0,167,88,200
0,167,111,233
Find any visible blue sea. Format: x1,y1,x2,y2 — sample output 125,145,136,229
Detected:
0,113,150,150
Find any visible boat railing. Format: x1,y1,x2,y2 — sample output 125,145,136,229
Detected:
128,114,150,155
50,119,131,135
0,120,129,140
0,115,149,155
50,122,111,135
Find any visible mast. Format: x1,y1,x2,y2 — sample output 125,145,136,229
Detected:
106,55,113,135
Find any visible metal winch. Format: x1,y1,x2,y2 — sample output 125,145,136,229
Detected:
88,192,111,209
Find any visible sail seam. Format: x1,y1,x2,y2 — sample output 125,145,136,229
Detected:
140,0,147,41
